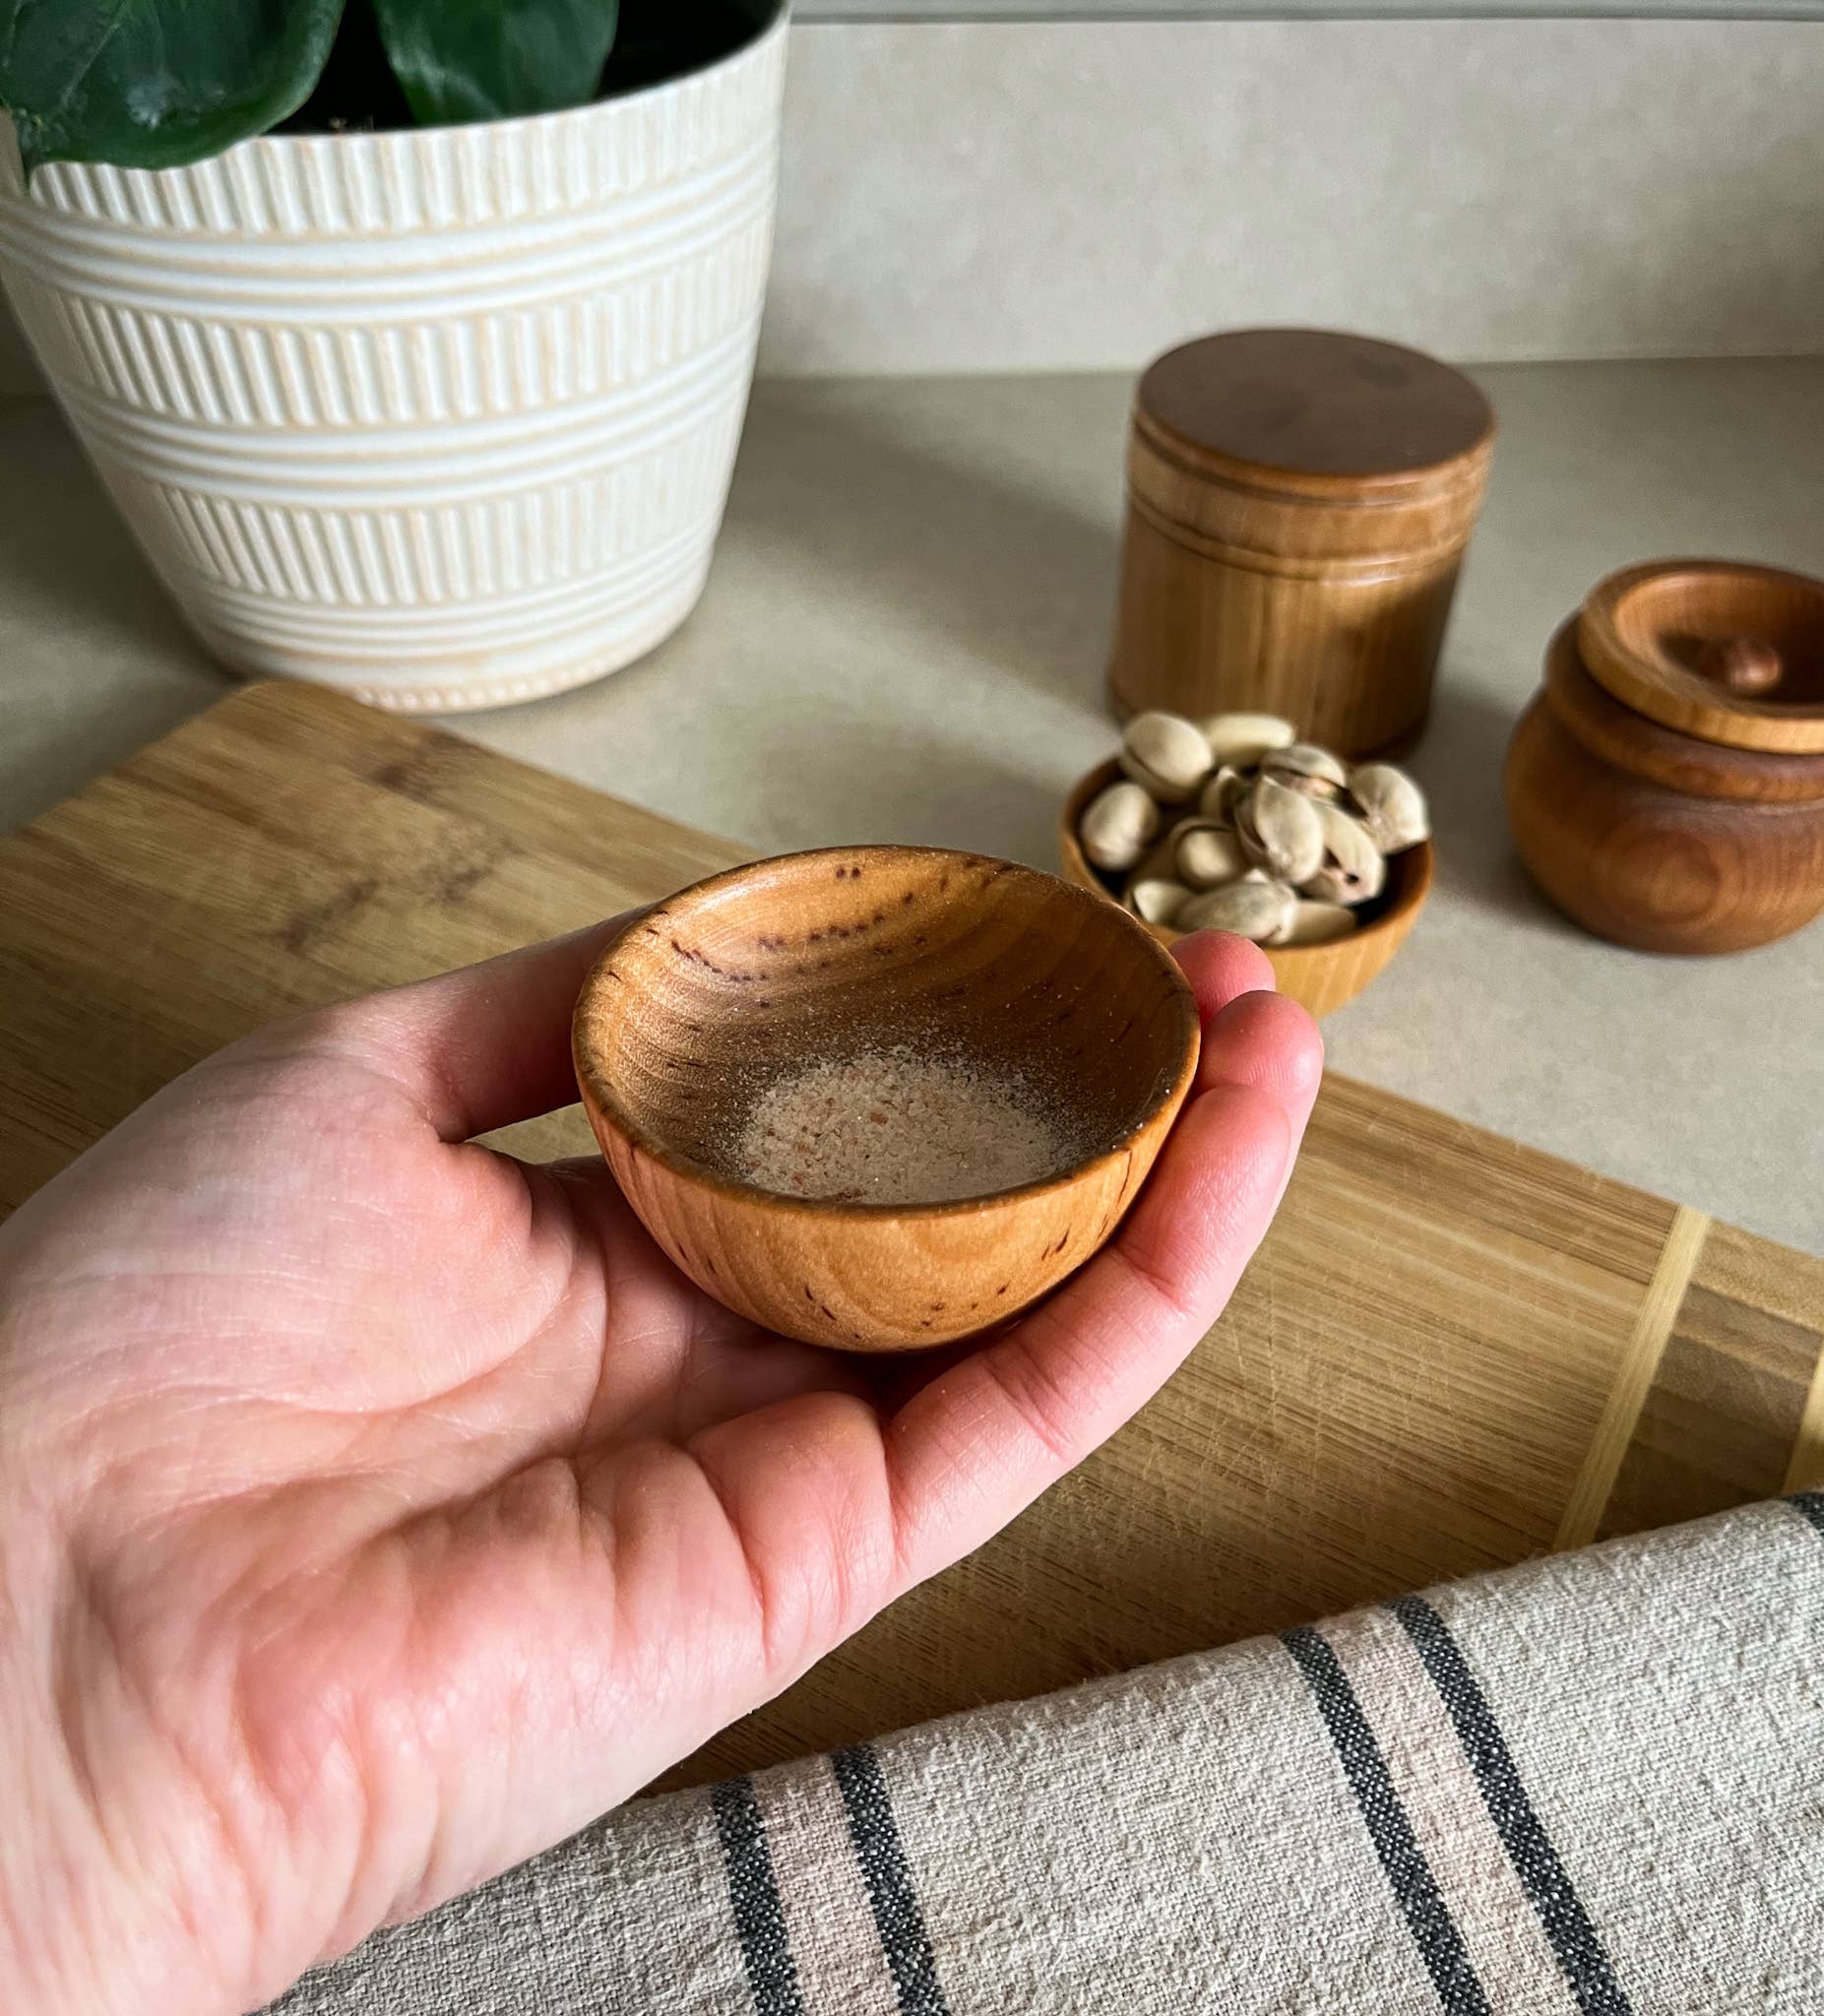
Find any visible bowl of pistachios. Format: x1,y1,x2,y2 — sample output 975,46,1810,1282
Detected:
1059,711,1433,1019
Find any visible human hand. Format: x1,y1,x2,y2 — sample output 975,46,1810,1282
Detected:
0,922,1320,2015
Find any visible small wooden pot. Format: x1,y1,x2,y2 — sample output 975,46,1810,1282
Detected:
1108,328,1494,758
1058,758,1433,1020
1504,563,1824,955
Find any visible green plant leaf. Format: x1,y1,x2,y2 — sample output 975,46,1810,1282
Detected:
283,0,410,136
372,0,620,127
1,0,346,173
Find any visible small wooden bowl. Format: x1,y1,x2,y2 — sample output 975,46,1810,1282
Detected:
573,846,1201,1354
1058,757,1432,1020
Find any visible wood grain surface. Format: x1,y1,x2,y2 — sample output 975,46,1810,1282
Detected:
3,682,1821,1796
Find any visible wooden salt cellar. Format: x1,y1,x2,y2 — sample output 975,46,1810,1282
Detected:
1108,329,1494,757
1505,561,1824,954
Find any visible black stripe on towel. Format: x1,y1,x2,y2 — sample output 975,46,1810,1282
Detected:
711,1776,806,2016
1282,1625,1492,2016
1789,1490,1824,1541
1389,1595,1632,2016
830,1742,951,2016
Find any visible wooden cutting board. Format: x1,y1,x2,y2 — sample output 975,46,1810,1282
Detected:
4,681,1822,1793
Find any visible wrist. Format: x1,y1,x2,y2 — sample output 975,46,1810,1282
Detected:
0,1504,100,2011
0,1484,236,2016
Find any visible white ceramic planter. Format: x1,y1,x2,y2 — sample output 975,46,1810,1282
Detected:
0,13,786,711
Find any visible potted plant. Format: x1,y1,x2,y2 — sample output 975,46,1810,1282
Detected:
0,0,786,711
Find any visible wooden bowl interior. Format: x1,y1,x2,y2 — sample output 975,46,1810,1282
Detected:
1614,565,1824,708
582,848,1196,1202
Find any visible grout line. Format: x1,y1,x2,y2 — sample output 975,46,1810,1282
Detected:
1781,1338,1824,1495
1552,1204,1710,1552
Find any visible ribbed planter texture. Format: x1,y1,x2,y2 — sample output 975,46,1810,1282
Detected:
0,13,786,711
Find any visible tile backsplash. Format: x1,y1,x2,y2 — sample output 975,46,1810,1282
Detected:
5,17,1822,393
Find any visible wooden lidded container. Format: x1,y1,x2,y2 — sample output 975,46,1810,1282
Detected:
1505,561,1824,954
1109,329,1494,757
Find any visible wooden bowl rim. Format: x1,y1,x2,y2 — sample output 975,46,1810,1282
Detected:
573,844,1203,1223
1058,756,1434,958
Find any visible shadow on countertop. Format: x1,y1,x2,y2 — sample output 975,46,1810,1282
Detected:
1407,670,1562,936
730,376,1125,717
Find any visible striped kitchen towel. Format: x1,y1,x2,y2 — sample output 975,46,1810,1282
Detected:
277,1494,1824,2015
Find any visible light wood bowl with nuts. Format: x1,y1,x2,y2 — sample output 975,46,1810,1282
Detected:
574,846,1201,1354
1059,757,1433,1019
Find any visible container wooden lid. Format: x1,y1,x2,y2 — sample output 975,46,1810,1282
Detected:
1577,560,1824,755
1136,328,1494,498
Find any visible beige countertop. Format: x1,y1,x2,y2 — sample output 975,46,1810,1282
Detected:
4,358,1822,1252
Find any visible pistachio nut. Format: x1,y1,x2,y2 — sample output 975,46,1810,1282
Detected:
1235,775,1325,886
1079,779,1160,872
1197,764,1250,826
1199,711,1297,769
1173,820,1248,890
1260,741,1351,799
1127,824,1183,889
1348,763,1429,852
1302,800,1386,906
1178,875,1297,945
1127,877,1190,927
1119,712,1215,802
1281,899,1359,946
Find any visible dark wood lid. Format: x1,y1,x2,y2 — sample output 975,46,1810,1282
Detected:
1577,560,1824,755
1137,328,1494,492
1544,620,1824,801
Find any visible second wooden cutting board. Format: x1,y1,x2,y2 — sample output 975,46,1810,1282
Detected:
2,682,1820,1792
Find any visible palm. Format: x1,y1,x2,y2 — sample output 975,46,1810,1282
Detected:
0,920,1319,2016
